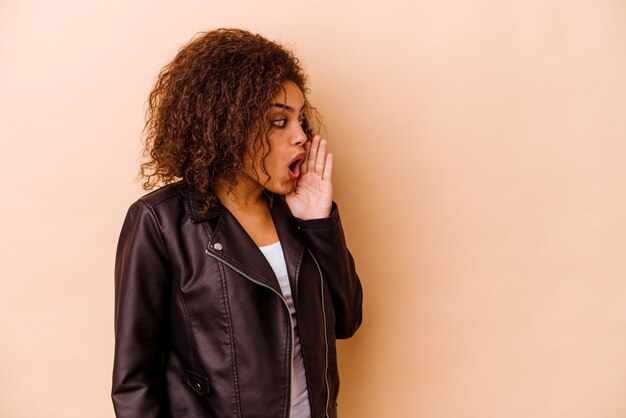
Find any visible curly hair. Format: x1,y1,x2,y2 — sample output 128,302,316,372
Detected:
140,28,318,204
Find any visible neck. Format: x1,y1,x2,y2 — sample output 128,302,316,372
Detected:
215,174,266,213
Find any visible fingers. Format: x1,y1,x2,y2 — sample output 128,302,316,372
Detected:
301,141,311,175
315,138,327,174
307,135,320,174
304,135,331,179
323,153,333,180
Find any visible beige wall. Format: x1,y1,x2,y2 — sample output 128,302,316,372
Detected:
1,0,625,417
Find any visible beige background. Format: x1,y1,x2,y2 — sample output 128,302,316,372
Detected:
1,0,625,417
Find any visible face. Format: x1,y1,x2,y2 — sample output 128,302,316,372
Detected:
243,80,308,195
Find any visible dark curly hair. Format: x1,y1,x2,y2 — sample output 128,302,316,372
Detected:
140,28,318,203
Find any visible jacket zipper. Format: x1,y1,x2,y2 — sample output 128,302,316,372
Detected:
205,248,294,418
307,248,331,418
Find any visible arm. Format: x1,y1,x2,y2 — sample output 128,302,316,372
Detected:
112,200,170,417
298,203,363,339
286,135,363,338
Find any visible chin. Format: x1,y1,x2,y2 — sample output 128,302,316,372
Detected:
264,179,296,196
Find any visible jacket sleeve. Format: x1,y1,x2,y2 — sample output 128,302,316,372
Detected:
112,200,170,417
297,203,363,339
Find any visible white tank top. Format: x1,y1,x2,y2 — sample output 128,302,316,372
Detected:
258,241,311,418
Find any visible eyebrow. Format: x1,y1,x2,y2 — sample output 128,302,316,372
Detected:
272,103,304,113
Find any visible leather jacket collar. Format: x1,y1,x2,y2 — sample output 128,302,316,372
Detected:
183,183,306,297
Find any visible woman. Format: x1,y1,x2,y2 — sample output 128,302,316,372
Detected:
112,28,363,418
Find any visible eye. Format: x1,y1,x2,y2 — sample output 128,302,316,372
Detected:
271,119,287,128
299,118,306,126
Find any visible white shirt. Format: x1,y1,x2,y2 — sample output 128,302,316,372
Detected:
258,241,311,418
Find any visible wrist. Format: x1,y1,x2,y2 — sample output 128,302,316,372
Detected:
296,202,337,225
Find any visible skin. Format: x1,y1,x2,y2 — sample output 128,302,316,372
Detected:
216,81,333,246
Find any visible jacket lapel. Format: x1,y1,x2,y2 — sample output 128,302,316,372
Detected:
185,185,305,296
269,195,306,297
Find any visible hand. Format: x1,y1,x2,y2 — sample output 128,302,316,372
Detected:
286,135,333,220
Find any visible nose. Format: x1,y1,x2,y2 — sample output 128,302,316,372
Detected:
292,123,307,146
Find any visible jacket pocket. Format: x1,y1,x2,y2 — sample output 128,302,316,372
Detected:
184,370,211,396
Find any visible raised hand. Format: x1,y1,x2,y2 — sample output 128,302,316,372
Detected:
286,135,333,220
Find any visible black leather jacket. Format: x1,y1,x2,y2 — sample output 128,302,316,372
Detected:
112,182,363,418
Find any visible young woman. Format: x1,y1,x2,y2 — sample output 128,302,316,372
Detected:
112,28,363,418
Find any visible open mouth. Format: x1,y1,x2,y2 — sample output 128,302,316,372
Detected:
288,153,306,180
